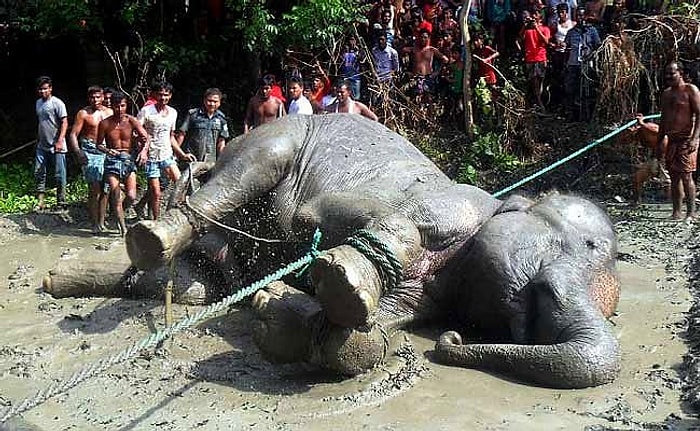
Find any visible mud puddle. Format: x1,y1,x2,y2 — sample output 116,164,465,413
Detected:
0,203,699,430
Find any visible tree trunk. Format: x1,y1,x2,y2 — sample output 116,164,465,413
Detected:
460,0,475,137
43,244,211,305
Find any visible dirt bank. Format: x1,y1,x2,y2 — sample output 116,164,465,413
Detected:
0,201,699,430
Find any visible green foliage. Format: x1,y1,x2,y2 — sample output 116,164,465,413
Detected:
14,0,96,37
281,0,368,52
227,0,279,52
0,163,87,214
455,130,521,185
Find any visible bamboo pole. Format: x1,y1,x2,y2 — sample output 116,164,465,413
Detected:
460,0,475,137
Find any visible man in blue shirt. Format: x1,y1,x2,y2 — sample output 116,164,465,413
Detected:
564,6,601,120
34,76,68,210
177,88,230,163
340,36,365,101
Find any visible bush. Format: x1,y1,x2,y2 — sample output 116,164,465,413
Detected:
0,162,87,213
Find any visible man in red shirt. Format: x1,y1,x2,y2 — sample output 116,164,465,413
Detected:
520,8,551,110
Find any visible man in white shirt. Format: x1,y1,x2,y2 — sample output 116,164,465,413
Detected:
137,81,193,220
287,78,313,115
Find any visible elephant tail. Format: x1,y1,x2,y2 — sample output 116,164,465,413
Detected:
433,318,620,389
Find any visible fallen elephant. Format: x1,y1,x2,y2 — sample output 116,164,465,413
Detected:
112,114,619,389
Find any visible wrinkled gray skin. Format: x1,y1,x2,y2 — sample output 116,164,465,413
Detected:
126,115,620,389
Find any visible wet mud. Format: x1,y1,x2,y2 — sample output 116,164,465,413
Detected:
0,202,699,430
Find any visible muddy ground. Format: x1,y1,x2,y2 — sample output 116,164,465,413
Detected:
1,195,700,430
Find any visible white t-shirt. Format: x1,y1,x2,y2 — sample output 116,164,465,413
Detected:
288,95,313,115
138,104,177,161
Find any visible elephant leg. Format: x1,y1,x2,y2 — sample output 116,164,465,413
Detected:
127,133,299,270
252,280,438,375
309,212,423,329
251,281,386,374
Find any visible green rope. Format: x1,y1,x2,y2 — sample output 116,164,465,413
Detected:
0,228,323,424
345,229,403,292
492,114,661,198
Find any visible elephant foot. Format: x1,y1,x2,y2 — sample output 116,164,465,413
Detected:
251,281,322,363
310,245,384,328
317,324,387,376
251,281,387,375
126,208,195,270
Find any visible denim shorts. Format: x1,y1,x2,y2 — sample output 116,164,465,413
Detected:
145,157,176,179
104,152,136,181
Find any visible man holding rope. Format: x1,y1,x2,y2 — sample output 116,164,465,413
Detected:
656,61,700,221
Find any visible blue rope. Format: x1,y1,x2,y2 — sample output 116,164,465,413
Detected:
491,114,661,198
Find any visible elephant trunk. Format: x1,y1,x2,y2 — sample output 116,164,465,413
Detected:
435,313,620,389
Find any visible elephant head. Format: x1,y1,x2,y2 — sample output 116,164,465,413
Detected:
435,193,621,388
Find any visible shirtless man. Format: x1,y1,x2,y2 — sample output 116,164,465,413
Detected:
69,86,113,233
96,92,149,236
656,62,700,220
404,29,449,96
243,75,286,133
328,81,378,121
623,114,669,204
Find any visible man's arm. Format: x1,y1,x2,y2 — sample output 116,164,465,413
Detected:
536,25,550,45
689,84,700,143
96,120,108,154
130,116,150,165
69,110,87,163
56,115,68,152
357,102,379,121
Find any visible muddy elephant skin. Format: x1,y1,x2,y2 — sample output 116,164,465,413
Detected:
125,114,620,389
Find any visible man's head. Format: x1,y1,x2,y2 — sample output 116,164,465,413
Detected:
289,78,304,100
377,33,388,49
381,9,392,25
87,85,104,108
575,6,587,24
152,81,173,107
473,32,485,49
336,81,352,103
111,91,128,115
203,88,222,115
556,2,568,16
36,76,53,100
418,29,431,46
259,75,275,99
665,61,684,88
103,86,115,108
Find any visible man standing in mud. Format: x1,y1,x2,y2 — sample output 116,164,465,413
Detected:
656,61,700,221
34,76,68,210
137,81,193,221
69,86,113,234
96,92,149,236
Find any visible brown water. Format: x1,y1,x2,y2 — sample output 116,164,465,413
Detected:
0,205,696,430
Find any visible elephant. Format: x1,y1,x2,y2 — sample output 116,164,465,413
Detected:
125,114,621,389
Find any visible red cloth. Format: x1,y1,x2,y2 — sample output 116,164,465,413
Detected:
475,46,498,85
270,84,287,103
522,25,550,63
414,20,434,38
310,75,331,105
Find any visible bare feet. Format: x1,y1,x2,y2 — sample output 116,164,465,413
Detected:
671,212,683,220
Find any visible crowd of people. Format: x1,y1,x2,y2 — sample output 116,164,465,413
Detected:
257,0,666,123
30,0,697,233
34,77,229,236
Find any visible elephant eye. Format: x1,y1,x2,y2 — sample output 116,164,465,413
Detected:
586,239,596,249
